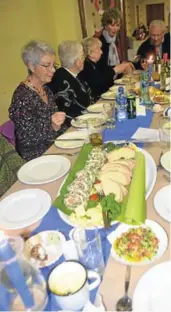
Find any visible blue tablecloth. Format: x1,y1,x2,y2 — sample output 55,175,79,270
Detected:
34,111,154,311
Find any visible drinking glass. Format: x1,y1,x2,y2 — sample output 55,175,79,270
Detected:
103,102,115,128
71,226,105,276
86,118,103,146
159,117,171,151
0,235,47,311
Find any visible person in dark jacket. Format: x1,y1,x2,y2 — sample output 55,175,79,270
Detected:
79,37,134,100
94,8,134,74
136,20,170,69
48,41,94,120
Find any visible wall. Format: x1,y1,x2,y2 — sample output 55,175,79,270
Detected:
0,0,82,124
83,0,103,37
137,0,170,27
125,0,170,37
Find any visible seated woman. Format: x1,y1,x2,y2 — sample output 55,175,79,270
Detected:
94,8,134,73
48,40,94,119
0,134,25,197
9,40,66,161
79,37,134,100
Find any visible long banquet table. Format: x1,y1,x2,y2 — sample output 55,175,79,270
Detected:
1,108,170,311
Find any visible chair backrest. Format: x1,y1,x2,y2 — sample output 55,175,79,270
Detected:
0,120,15,146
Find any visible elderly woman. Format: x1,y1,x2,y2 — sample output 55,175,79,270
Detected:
9,40,66,161
79,37,133,99
48,40,94,119
95,8,134,73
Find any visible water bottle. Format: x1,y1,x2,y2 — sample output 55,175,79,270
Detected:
140,72,151,106
116,87,128,122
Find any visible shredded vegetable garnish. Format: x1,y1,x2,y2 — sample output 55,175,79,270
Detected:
113,227,159,262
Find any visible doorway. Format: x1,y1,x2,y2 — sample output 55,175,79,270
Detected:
146,3,164,26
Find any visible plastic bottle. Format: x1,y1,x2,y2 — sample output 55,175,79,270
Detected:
116,87,128,122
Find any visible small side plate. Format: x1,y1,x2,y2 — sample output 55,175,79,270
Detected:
24,230,66,268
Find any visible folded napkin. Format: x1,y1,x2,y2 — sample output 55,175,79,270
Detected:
117,151,146,225
131,127,160,142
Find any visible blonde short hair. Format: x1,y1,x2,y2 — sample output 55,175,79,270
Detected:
82,37,102,57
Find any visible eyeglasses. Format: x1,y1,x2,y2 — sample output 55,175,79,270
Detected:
151,32,164,38
38,63,59,70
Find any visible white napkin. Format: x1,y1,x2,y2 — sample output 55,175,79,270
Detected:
136,97,146,116
131,127,160,142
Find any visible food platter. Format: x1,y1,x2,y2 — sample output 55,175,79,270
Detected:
54,143,156,229
71,113,105,128
108,219,168,266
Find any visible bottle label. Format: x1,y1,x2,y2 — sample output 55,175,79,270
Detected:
157,64,161,74
165,77,170,91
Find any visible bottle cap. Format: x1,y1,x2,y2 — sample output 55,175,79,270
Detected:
118,87,124,94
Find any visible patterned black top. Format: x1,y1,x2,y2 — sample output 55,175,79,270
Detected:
9,83,62,161
48,67,95,120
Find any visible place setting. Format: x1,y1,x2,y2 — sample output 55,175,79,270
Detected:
17,154,71,185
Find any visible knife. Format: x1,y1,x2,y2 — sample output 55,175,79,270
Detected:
104,139,159,144
55,138,85,141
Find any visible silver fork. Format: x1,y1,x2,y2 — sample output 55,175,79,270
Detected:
157,151,163,170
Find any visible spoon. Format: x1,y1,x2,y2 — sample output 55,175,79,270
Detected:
157,151,163,170
116,265,132,311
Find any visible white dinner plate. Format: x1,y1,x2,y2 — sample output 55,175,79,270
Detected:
154,185,171,222
115,77,137,85
109,85,124,92
24,230,66,268
71,113,105,128
160,150,171,172
17,155,71,185
101,91,116,100
55,131,88,149
0,189,52,230
87,103,105,113
133,261,171,311
108,219,168,266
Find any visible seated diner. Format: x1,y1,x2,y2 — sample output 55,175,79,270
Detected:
79,37,135,100
9,40,66,161
48,40,95,120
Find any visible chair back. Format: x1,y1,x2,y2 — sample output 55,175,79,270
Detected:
0,120,15,146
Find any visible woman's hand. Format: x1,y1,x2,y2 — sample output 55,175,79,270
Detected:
51,112,66,130
114,62,135,74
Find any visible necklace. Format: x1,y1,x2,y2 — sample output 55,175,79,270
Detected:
26,77,46,97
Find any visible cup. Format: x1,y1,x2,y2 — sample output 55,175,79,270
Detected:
159,117,171,151
86,118,103,146
48,260,100,311
103,102,115,128
71,226,105,276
